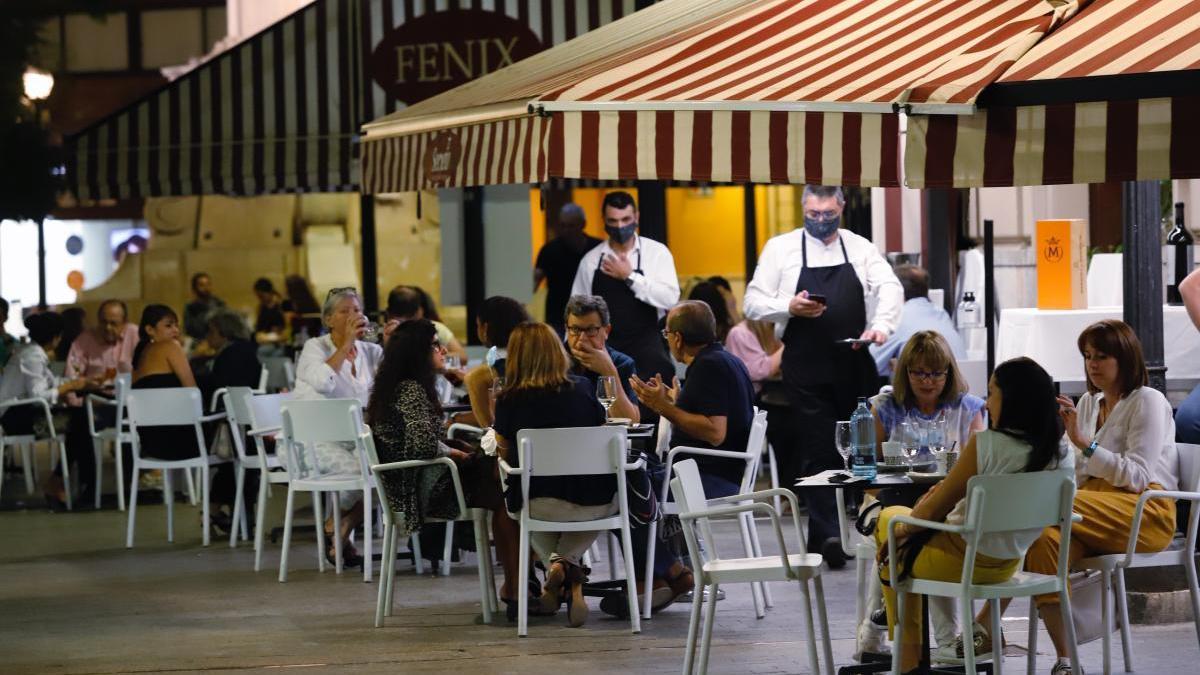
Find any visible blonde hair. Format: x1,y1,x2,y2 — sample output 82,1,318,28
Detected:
502,322,572,396
891,330,966,408
745,318,781,353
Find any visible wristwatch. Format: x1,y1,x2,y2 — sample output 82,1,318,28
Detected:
623,275,636,288
1083,439,1099,458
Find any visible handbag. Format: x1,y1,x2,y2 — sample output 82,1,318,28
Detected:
1067,570,1119,644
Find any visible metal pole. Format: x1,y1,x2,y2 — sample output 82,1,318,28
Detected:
984,219,995,377
359,194,379,314
464,187,486,345
1122,181,1167,393
37,216,47,310
743,184,758,280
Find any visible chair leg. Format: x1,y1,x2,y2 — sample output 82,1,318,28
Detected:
92,438,103,510
385,526,399,616
1027,602,1039,675
1101,569,1113,675
279,486,297,582
125,460,141,548
362,488,372,583
54,440,73,511
114,439,126,511
606,530,617,580
1185,551,1200,652
746,514,774,609
21,441,35,495
230,464,245,548
683,573,704,674
1058,587,1082,675
990,594,1004,675
961,595,976,675
517,521,530,637
619,519,641,634
411,532,424,574
473,513,493,624
331,493,343,574
698,581,720,674
1114,567,1133,672
184,467,198,505
164,467,175,544
253,475,270,572
798,579,821,675
313,491,327,574
813,577,834,675
643,519,658,620
441,521,455,577
200,464,210,547
0,441,6,504
767,444,782,515
737,513,765,619
375,521,393,627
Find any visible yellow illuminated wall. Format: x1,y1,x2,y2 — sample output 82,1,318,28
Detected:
666,186,746,278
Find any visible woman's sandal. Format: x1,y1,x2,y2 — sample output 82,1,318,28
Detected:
323,530,364,569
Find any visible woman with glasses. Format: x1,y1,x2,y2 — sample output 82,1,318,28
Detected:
293,287,389,567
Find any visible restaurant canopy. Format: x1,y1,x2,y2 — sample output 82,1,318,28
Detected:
361,0,1084,193
907,0,1200,188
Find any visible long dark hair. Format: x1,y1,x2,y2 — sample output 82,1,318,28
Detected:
479,296,530,348
133,304,177,368
367,319,441,425
990,357,1064,473
687,281,734,342
284,275,320,314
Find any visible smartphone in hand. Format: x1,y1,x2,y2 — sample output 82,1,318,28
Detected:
806,293,827,305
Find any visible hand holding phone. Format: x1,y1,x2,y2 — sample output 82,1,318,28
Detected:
806,293,827,305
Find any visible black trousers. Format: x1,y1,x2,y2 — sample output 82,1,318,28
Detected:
53,407,113,500
786,380,861,553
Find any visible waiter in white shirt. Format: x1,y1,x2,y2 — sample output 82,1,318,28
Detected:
571,191,680,383
744,184,903,565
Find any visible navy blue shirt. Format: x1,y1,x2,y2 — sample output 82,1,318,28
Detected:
571,345,639,407
493,375,612,511
672,343,756,485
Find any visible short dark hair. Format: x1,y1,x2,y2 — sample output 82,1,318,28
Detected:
385,286,422,319
24,311,63,347
479,296,531,348
564,295,610,327
1077,319,1149,396
253,278,274,294
602,191,637,213
894,265,930,301
687,281,733,342
190,272,210,292
668,300,717,346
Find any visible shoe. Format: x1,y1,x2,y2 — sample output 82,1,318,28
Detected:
855,619,889,661
948,621,1002,661
324,537,364,569
1051,659,1083,675
870,607,888,627
539,562,565,614
821,537,847,569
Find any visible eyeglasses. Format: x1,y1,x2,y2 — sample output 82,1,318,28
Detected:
909,369,948,382
661,328,677,340
566,325,604,337
804,209,841,222
325,286,358,299
431,340,444,351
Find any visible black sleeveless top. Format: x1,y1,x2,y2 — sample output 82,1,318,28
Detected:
133,373,201,460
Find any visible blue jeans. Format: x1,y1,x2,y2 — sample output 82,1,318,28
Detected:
1177,384,1200,444
624,457,740,580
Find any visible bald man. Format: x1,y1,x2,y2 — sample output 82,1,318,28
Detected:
534,203,601,335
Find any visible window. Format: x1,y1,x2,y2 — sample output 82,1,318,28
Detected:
64,13,129,72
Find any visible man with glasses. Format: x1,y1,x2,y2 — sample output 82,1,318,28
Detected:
744,184,903,567
563,295,640,423
871,264,966,377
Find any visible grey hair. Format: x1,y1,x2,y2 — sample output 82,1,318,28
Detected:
564,294,611,327
207,308,252,342
801,184,845,206
322,287,362,322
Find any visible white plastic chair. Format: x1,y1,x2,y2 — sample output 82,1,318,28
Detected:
217,386,266,547
256,366,269,393
0,398,70,508
672,458,832,675
124,387,227,547
367,437,498,627
886,472,1081,675
647,411,772,620
1073,442,1200,674
498,426,643,637
245,391,293,572
277,398,374,583
86,373,133,510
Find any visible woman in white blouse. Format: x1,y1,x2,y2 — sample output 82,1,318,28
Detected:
0,312,96,507
293,288,391,567
972,320,1178,675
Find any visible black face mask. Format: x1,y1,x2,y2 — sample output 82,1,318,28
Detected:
605,223,637,244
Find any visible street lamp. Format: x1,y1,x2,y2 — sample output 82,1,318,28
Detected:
23,67,55,309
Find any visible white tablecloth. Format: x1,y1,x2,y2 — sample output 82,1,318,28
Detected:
997,306,1200,382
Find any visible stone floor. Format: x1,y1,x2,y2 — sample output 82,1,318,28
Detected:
2,464,1198,675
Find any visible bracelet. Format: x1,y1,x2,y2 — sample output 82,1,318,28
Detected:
1084,439,1099,458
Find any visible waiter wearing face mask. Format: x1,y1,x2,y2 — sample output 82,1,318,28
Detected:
744,184,903,567
571,191,680,384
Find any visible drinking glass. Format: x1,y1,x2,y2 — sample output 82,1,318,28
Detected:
834,420,853,470
898,421,921,465
444,354,462,371
360,321,381,340
927,414,948,458
596,375,618,422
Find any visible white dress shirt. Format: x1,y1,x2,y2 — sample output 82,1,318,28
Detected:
744,228,903,335
570,234,680,317
1072,387,1179,493
293,334,384,406
0,343,60,405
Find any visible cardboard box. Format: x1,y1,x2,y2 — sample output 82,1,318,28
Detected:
1036,219,1089,309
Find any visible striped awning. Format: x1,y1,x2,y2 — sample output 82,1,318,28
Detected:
68,0,361,201
362,0,1084,193
907,0,1200,188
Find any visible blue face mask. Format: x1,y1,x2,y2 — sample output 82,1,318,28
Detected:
804,215,840,241
605,223,637,244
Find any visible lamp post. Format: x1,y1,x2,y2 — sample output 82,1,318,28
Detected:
23,67,54,310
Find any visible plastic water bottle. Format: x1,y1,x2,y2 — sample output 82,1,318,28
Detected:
849,397,877,479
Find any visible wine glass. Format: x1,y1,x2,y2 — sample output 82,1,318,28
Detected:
898,420,921,465
596,375,618,422
927,415,948,460
834,420,853,470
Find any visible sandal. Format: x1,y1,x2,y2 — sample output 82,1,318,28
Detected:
564,563,589,627
323,529,363,569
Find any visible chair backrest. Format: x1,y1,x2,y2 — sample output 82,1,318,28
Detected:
126,387,203,427
1177,443,1200,492
223,386,256,460
257,366,269,392
515,426,628,477
282,360,296,390
248,391,292,431
671,459,718,563
964,471,1076,535
112,372,132,421
280,398,364,444
654,417,672,458
738,410,769,492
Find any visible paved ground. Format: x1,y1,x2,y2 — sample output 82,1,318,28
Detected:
2,464,1198,675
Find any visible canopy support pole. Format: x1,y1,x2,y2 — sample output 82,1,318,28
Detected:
984,219,995,378
360,194,379,314
464,187,486,345
924,188,958,313
743,185,758,280
634,181,667,244
37,216,47,310
1122,180,1167,393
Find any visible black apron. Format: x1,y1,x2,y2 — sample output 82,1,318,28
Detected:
780,235,877,392
592,248,673,381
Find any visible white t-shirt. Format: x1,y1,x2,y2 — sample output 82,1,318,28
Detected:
944,429,1074,559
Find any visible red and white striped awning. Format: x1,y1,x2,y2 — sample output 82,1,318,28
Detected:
362,0,1080,193
907,0,1200,188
